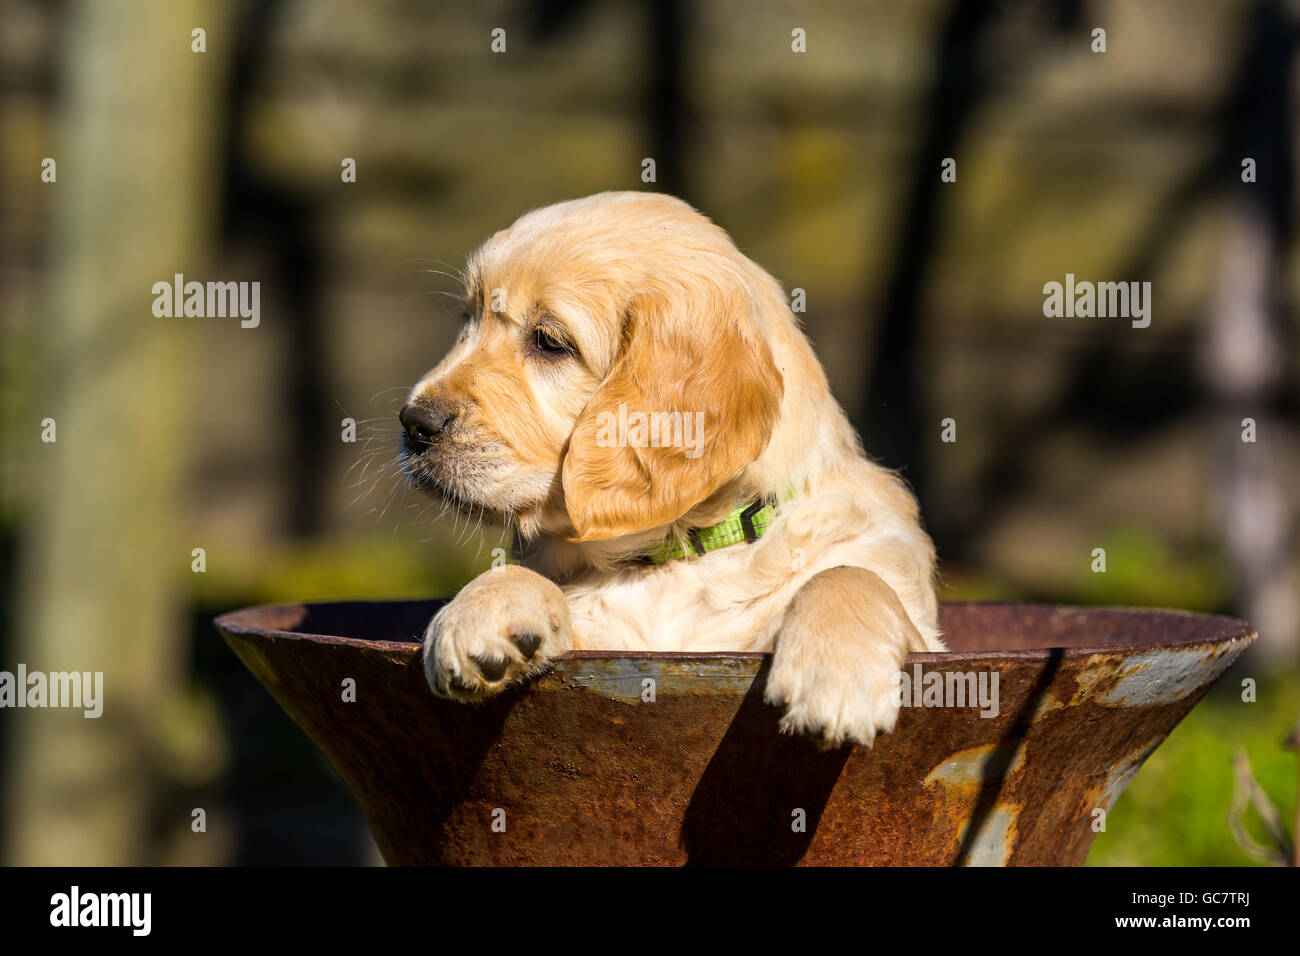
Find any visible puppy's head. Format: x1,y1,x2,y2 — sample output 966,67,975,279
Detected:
400,192,784,543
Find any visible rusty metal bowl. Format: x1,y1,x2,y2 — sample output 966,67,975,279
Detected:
214,600,1253,866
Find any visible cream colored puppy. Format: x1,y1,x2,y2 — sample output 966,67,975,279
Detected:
400,191,942,748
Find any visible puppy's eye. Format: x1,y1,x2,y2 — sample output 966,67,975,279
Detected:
532,326,572,357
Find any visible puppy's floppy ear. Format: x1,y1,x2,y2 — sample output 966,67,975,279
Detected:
562,285,783,540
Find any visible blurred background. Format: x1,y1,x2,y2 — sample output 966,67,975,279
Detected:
1,0,1297,866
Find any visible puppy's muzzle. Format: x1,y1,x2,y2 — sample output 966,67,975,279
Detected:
400,401,457,451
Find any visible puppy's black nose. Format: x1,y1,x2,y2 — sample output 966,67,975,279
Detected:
400,402,456,449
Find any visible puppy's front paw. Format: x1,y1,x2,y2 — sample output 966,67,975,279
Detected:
764,641,903,750
762,566,920,749
423,565,572,701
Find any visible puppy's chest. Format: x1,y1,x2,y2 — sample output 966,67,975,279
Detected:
561,564,795,653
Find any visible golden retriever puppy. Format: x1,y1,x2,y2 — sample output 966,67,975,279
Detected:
400,191,942,747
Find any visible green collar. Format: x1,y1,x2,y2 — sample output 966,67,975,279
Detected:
645,490,791,564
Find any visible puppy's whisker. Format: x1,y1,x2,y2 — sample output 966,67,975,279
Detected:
404,289,464,305
373,465,406,529
368,384,414,405
399,258,467,283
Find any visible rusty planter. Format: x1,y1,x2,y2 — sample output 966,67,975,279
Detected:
214,601,1253,866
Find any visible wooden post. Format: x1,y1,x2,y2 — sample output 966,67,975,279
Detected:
6,0,223,864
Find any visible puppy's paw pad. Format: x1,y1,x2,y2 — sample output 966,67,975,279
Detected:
422,568,572,702
473,654,510,682
426,619,555,700
512,632,542,660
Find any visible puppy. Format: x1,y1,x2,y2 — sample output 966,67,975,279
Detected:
400,191,942,747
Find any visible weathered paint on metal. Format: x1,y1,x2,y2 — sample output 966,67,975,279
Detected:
958,803,1017,867
558,654,764,703
213,600,1254,866
1072,641,1250,707
925,742,1028,790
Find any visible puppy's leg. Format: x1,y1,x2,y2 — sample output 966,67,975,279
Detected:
423,564,573,701
764,565,927,749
